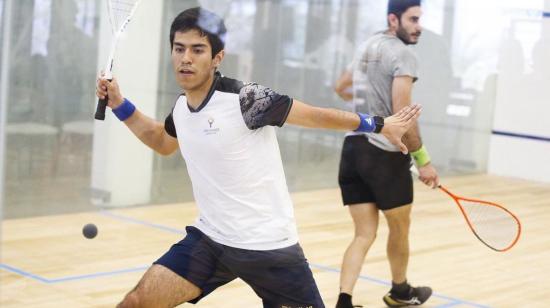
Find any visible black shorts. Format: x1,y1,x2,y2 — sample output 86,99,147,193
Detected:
338,135,413,210
154,226,324,308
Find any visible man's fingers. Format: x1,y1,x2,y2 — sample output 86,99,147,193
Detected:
96,83,106,98
105,78,118,92
398,141,408,155
421,176,439,189
97,78,116,94
407,108,422,123
401,105,421,122
395,105,412,118
400,106,421,130
97,79,108,88
433,175,440,188
96,81,107,98
393,105,421,122
96,73,119,103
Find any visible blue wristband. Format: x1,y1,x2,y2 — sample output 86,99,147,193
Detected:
354,112,376,133
112,98,136,121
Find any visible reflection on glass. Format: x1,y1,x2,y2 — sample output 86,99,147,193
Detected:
74,0,96,37
5,0,545,218
4,0,99,218
31,0,52,56
0,0,3,31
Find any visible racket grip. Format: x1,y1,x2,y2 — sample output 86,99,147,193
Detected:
95,97,108,120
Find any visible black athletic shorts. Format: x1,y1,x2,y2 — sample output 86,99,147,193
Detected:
154,226,324,308
338,135,413,210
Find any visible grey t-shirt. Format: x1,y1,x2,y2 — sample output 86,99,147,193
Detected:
349,32,418,151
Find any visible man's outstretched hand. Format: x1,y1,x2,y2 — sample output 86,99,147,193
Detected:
381,104,422,154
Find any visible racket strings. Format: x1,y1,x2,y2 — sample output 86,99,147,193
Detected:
459,199,519,251
109,0,139,30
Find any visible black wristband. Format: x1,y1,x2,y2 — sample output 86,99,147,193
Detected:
373,116,384,133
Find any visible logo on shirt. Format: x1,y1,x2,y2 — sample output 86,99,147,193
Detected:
204,116,220,135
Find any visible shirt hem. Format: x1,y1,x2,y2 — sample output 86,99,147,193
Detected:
193,223,299,251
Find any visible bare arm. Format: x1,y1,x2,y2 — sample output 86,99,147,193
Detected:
97,77,179,156
334,70,353,101
286,99,360,130
392,76,439,187
392,76,422,151
123,110,179,156
286,99,421,154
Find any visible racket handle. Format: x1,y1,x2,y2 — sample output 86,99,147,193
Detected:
410,164,419,176
95,78,112,121
410,164,442,188
95,97,108,120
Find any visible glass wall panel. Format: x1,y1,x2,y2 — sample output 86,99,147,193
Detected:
2,0,546,217
3,0,99,218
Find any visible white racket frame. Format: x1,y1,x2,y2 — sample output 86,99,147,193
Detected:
102,0,143,79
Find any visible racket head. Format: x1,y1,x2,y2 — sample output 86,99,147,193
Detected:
439,185,521,252
95,0,141,121
107,0,141,34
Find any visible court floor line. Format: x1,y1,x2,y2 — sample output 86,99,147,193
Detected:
99,210,186,234
309,263,490,308
0,263,149,284
48,266,150,283
434,302,465,308
0,261,490,308
0,263,50,283
0,210,491,307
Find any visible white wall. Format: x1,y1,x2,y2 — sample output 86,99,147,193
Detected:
91,1,164,206
489,2,550,183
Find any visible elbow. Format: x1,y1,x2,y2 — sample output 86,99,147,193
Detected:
156,148,175,156
153,142,176,156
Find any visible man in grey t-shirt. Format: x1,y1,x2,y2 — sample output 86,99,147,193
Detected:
334,1,439,307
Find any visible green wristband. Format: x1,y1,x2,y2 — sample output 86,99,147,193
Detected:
411,145,431,167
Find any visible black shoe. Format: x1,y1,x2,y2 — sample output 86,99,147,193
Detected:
382,285,432,307
335,304,363,308
335,293,363,308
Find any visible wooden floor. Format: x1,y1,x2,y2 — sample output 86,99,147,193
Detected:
1,174,549,307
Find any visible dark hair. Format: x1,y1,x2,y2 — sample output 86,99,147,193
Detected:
387,0,421,19
170,7,227,58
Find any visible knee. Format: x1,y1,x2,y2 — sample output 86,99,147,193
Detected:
117,291,141,308
354,232,377,246
387,217,411,232
388,224,410,239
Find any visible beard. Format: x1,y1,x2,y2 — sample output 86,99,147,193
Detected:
396,25,421,45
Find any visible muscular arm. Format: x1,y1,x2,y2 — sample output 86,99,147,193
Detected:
334,70,353,101
392,76,422,151
97,77,179,156
123,111,179,156
285,99,421,154
392,76,439,187
286,99,360,130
